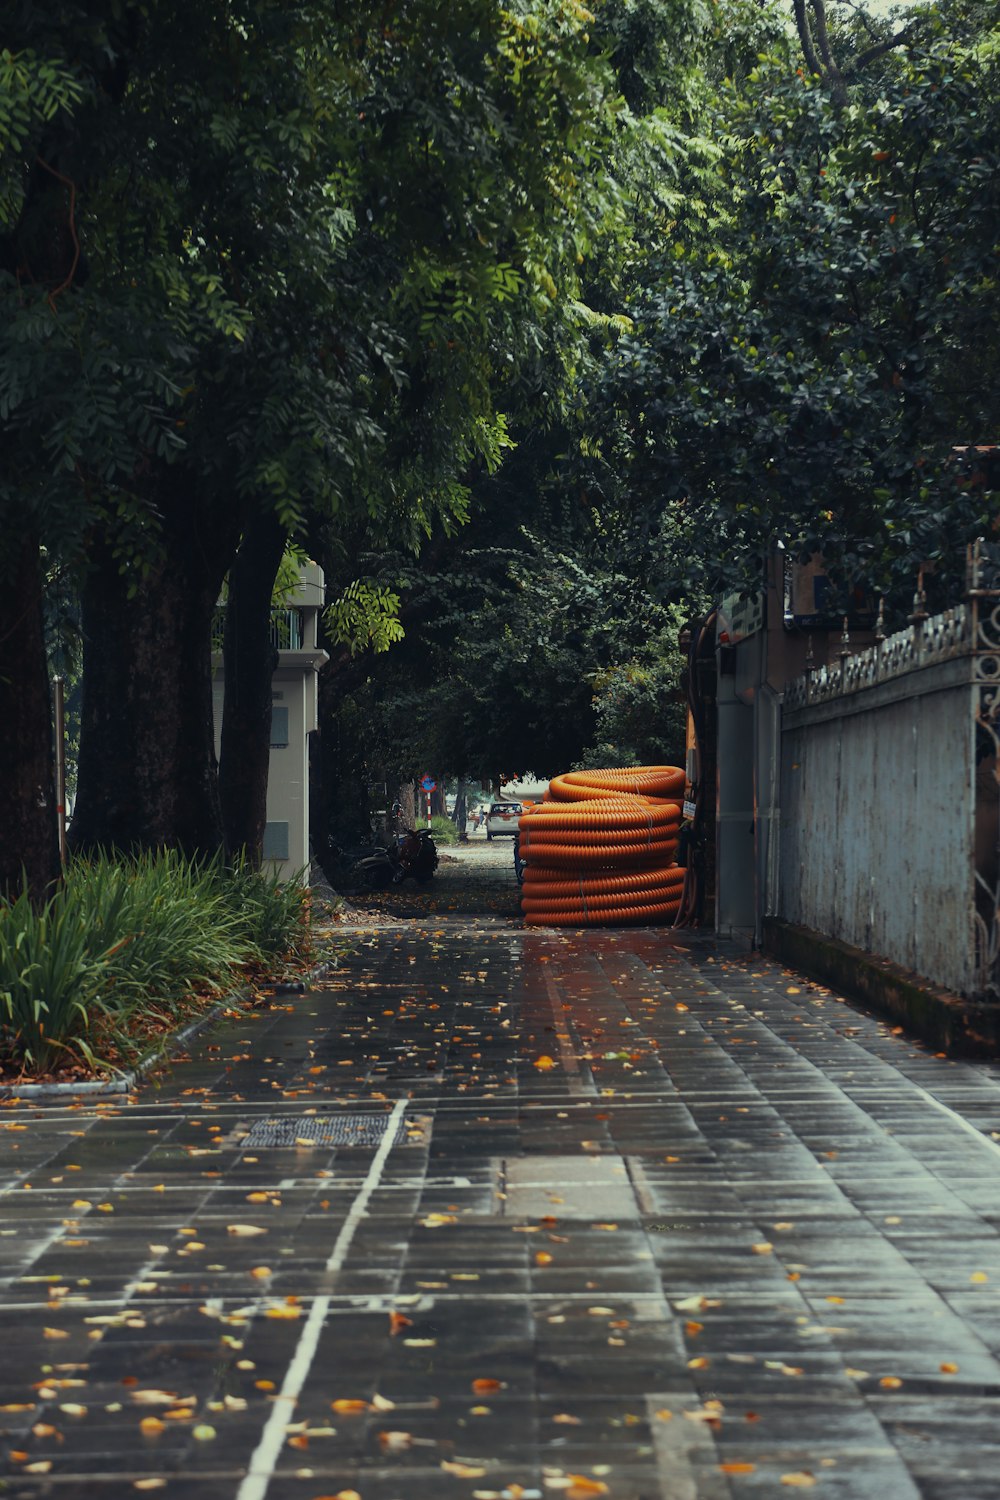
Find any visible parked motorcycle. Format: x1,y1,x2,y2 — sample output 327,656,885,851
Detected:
346,827,438,889
394,827,438,884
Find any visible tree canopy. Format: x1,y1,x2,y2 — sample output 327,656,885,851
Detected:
3,0,999,885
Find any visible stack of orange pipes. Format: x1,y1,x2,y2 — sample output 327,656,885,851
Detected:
519,766,685,926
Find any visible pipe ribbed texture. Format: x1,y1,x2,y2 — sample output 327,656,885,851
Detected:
520,765,685,927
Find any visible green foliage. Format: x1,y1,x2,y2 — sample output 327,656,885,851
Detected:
600,0,1000,610
319,422,700,786
0,884,112,1073
0,46,84,228
326,580,405,656
429,815,460,846
214,854,311,957
0,851,309,1077
583,611,689,767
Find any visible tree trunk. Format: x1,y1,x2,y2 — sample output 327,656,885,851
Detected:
452,776,468,840
219,511,286,866
0,533,61,901
70,486,236,857
399,780,417,830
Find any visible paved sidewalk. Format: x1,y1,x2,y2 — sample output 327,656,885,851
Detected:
2,919,1000,1499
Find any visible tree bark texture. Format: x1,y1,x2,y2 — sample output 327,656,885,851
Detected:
70,485,236,857
0,534,61,900
452,776,468,839
314,648,377,853
219,511,286,866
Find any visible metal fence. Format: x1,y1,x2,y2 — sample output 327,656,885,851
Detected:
211,608,304,652
777,544,1000,1000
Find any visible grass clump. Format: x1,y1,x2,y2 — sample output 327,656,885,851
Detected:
0,851,311,1079
429,815,460,845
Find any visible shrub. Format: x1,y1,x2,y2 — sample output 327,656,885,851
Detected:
0,885,112,1073
0,851,312,1078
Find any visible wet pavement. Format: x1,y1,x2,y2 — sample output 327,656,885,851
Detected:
3,848,1000,1499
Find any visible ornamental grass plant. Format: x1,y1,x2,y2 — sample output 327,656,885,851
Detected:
0,851,311,1078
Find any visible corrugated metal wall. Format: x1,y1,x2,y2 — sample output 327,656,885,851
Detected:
778,614,978,995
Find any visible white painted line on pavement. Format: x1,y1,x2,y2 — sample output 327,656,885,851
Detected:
906,1081,1000,1163
235,1096,407,1500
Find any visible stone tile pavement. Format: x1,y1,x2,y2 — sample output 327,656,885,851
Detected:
2,918,1000,1499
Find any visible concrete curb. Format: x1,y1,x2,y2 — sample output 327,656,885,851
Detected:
0,955,340,1103
762,917,1000,1058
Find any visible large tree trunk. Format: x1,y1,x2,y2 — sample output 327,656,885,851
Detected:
452,776,468,840
219,511,286,866
70,487,236,857
0,533,61,901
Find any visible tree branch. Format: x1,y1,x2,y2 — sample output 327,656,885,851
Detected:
793,0,823,78
846,25,923,77
35,156,80,310
808,0,848,107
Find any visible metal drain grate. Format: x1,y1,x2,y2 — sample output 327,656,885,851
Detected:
242,1113,407,1150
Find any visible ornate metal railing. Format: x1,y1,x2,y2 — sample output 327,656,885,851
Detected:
780,540,1000,999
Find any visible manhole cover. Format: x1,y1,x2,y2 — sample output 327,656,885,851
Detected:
242,1113,407,1149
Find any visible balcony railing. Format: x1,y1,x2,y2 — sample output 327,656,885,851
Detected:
269,609,304,650
212,608,304,652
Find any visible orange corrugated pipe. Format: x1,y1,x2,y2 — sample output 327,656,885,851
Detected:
520,765,685,928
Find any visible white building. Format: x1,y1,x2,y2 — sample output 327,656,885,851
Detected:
213,561,328,881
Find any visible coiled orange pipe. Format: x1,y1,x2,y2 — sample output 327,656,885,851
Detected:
520,765,685,927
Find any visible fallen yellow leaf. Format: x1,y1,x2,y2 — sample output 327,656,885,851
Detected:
566,1478,610,1499
378,1430,413,1452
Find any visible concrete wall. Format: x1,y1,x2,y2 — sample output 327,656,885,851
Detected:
778,611,978,995
212,562,327,882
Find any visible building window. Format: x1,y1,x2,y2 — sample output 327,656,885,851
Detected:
270,706,289,748
263,822,290,862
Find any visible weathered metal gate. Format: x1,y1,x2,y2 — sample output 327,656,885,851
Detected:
777,545,1000,1000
